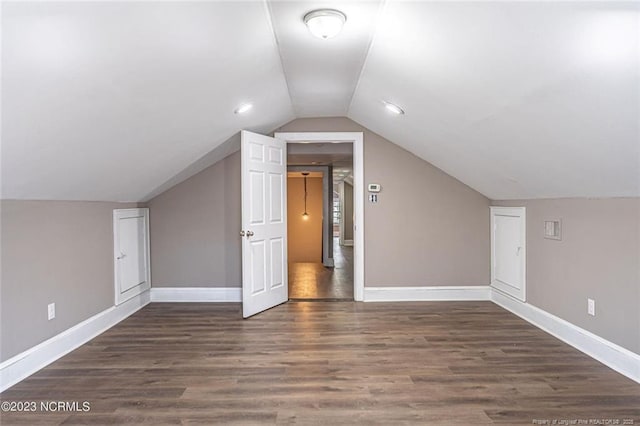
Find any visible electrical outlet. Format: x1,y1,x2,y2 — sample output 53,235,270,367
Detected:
587,298,595,316
48,303,56,320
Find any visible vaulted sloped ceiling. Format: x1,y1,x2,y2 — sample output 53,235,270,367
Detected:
349,1,639,200
267,1,383,117
2,1,294,201
2,1,638,202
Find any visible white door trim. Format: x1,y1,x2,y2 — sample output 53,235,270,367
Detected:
275,132,365,301
113,208,151,306
490,206,526,302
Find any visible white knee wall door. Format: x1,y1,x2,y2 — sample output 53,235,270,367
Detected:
491,207,526,301
113,208,151,305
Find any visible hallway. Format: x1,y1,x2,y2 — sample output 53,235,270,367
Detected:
288,238,353,300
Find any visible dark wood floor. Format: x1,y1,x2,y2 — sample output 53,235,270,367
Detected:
1,302,639,425
288,239,353,300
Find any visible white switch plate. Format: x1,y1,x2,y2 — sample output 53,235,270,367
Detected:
587,298,595,316
48,303,56,320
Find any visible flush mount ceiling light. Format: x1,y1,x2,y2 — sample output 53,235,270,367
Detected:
303,9,347,39
383,101,405,115
234,103,253,114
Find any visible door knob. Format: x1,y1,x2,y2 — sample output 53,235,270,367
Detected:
246,230,254,237
240,230,245,237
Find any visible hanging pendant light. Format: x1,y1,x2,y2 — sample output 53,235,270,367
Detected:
302,172,310,220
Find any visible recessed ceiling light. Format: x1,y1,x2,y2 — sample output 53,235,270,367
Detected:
303,9,347,39
383,101,405,115
234,103,253,114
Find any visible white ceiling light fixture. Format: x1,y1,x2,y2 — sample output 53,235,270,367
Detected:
303,9,347,40
383,100,405,115
234,103,253,114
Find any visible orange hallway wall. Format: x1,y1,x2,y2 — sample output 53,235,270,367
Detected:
287,176,323,263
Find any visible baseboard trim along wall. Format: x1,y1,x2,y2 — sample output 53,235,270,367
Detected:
364,286,492,302
150,287,241,302
491,288,640,384
0,290,151,393
3,285,637,391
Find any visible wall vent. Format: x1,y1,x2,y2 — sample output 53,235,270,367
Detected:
544,220,562,240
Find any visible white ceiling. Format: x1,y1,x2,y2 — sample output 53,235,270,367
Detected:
2,1,293,201
2,1,638,201
349,1,640,200
268,0,382,117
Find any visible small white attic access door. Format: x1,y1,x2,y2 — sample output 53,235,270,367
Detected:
113,208,150,305
241,131,288,318
491,207,526,301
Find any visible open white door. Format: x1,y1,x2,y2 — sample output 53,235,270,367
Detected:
241,130,288,318
491,207,526,301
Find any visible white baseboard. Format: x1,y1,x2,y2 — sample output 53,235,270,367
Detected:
491,288,640,384
364,286,491,302
150,287,241,302
4,284,637,393
0,290,151,393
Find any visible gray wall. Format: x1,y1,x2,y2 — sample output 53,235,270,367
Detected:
0,200,135,361
148,117,490,289
493,198,640,354
277,117,490,286
147,151,241,287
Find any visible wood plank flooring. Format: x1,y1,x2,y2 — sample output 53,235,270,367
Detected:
288,239,353,300
1,302,639,425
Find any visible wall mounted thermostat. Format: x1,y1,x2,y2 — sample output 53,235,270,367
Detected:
368,183,381,193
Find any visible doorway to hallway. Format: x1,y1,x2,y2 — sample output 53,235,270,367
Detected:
239,130,362,317
275,131,364,301
284,140,354,301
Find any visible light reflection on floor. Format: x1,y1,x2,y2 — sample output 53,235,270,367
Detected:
288,238,353,300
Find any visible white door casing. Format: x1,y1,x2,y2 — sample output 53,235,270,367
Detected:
113,208,151,305
241,131,288,318
490,206,526,301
